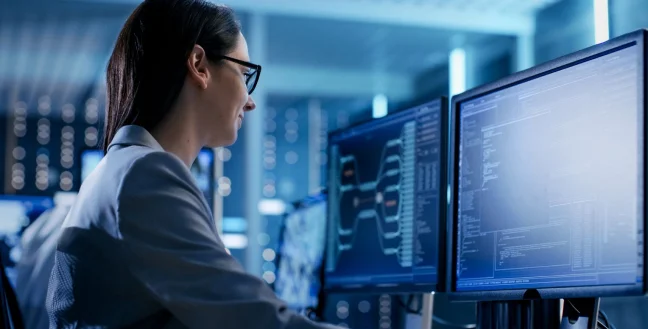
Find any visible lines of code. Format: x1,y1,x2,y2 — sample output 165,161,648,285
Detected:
455,45,644,291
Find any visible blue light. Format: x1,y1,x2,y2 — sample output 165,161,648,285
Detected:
593,0,609,44
450,48,466,96
372,94,388,118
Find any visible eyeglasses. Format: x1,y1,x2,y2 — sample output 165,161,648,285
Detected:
220,55,262,95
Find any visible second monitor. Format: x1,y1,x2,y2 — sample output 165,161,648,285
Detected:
449,30,647,300
325,98,448,292
275,193,327,316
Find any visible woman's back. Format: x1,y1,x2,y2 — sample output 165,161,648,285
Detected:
46,125,194,328
45,1,341,328
46,125,338,329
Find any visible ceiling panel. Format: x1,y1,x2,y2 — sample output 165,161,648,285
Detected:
0,0,554,112
300,0,562,15
266,15,514,74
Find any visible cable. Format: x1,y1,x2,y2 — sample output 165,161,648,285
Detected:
597,319,610,329
564,300,617,329
397,294,477,329
598,310,617,329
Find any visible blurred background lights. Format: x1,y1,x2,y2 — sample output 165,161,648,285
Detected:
262,271,276,284
85,127,99,147
38,95,51,116
61,104,76,123
262,248,276,262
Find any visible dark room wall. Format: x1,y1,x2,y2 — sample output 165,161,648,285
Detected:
610,0,648,37
473,53,513,88
534,0,595,65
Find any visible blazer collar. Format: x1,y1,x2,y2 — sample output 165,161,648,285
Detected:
107,125,164,152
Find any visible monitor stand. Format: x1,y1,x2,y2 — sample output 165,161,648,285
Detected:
420,292,434,329
476,297,599,329
403,292,435,329
559,298,600,329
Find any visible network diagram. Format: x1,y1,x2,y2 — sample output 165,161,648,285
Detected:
331,122,416,269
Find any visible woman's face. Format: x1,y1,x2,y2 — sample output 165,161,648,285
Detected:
202,33,256,147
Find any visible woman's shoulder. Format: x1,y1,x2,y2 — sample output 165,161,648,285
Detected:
114,148,212,232
118,148,195,194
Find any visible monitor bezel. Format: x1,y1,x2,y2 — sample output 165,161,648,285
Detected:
323,96,448,294
447,29,648,301
274,192,328,317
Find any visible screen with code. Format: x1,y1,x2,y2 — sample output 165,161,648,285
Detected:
455,44,644,292
326,100,444,290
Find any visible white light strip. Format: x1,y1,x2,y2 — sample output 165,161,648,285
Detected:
257,198,286,215
372,94,388,118
222,234,249,249
449,48,466,96
593,0,610,44
54,191,77,207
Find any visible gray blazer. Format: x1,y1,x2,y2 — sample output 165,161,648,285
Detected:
46,125,338,329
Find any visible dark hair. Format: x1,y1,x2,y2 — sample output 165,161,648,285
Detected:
103,0,241,152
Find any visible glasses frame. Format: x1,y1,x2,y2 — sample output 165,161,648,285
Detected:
220,55,262,95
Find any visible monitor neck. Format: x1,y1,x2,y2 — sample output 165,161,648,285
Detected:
475,298,599,329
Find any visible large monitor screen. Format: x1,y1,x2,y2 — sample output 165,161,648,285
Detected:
453,41,644,295
325,99,446,291
275,195,327,313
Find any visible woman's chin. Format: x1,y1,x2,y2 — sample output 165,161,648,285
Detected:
206,132,237,148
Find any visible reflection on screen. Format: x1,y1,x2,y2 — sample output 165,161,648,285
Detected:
275,200,327,312
455,44,643,292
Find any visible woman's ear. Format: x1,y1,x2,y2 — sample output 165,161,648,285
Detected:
187,45,210,90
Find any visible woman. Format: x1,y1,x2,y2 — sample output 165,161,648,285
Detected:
46,1,339,328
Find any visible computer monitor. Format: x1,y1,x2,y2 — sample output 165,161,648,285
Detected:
325,98,448,292
274,193,327,316
448,30,647,300
0,195,55,281
190,148,215,208
80,148,215,209
80,149,104,183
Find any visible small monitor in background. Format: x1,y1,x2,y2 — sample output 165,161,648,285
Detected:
274,193,327,317
0,195,54,282
80,148,215,210
80,149,104,183
191,148,215,209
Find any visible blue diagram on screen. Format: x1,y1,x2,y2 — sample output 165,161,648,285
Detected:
455,45,643,292
275,198,327,312
326,101,442,288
